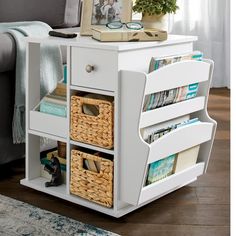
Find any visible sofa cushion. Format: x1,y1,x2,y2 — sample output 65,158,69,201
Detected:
0,0,81,28
0,33,16,73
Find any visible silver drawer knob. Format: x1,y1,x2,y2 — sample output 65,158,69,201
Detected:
85,65,94,73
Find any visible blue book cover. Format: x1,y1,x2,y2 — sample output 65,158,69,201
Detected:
40,101,67,117
146,154,176,185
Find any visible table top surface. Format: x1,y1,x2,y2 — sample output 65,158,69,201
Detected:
25,28,197,51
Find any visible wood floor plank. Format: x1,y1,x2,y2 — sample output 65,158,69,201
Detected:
96,224,230,236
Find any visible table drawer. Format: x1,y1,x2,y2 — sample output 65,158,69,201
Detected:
71,47,117,91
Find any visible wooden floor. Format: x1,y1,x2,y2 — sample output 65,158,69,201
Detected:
0,88,230,236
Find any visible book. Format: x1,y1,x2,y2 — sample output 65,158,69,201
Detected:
142,117,199,144
63,64,67,84
141,115,190,142
52,83,67,97
43,94,66,105
173,145,200,173
143,83,199,112
40,101,67,117
91,26,167,42
146,154,176,185
149,51,203,73
87,159,98,173
174,83,199,103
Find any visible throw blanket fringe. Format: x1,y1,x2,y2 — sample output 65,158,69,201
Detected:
12,105,25,144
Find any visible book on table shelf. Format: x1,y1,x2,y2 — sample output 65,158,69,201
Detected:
173,145,200,173
51,82,66,97
143,82,199,112
146,145,200,186
91,26,167,42
39,83,67,117
149,51,203,72
143,51,203,112
146,154,176,185
141,117,200,144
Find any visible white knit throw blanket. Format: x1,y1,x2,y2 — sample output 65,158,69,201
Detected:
0,21,63,143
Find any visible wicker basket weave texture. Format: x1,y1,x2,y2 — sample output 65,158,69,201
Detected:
70,150,113,207
70,96,114,149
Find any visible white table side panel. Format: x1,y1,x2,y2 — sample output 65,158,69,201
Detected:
120,71,150,205
66,46,72,194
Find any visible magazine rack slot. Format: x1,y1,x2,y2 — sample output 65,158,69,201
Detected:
140,96,205,128
145,60,211,94
147,122,214,164
139,162,205,204
119,60,215,206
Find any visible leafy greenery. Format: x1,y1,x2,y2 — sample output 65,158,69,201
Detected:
133,0,179,15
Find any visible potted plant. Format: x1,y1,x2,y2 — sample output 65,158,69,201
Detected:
132,0,179,31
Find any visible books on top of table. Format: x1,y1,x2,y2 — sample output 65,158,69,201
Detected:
91,26,168,42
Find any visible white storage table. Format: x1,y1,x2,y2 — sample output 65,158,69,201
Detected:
21,34,217,217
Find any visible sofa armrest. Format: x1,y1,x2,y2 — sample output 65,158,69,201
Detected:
0,0,81,28
0,33,16,73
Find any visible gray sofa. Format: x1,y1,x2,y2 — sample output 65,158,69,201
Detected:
0,0,81,165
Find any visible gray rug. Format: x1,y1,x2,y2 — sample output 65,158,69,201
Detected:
0,194,119,236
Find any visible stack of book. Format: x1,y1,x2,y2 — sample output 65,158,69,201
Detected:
143,51,203,112
91,26,168,42
143,83,199,112
39,82,67,117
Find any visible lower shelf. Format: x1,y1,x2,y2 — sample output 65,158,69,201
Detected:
21,163,204,217
20,177,116,216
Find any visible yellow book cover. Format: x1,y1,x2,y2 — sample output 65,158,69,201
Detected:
92,26,167,42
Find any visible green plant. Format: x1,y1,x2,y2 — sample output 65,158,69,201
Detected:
133,0,179,15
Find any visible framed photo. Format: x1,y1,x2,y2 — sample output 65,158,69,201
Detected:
80,0,133,36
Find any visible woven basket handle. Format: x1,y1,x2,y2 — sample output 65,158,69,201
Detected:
78,97,107,117
79,153,102,174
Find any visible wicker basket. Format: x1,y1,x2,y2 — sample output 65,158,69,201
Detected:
70,150,113,207
70,96,114,149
